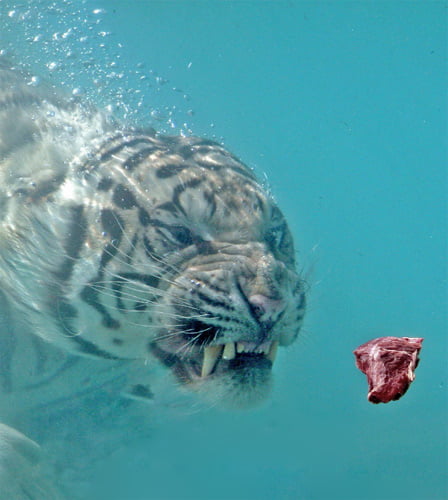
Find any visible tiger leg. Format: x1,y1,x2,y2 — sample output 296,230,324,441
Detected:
0,423,65,500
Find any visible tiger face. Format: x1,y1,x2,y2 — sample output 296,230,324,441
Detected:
151,235,305,408
72,136,307,409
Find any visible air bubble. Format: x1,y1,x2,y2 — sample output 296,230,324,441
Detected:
27,76,41,87
150,109,164,121
61,29,73,40
47,61,59,71
155,76,168,85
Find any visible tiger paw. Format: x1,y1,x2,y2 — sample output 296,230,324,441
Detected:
0,423,65,500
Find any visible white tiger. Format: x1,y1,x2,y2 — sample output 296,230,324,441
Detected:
0,61,306,498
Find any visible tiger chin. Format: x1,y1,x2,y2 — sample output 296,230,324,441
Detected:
0,60,306,415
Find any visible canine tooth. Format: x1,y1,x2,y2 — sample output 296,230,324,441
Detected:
223,342,236,360
201,345,223,378
237,342,245,353
267,341,279,362
262,342,271,355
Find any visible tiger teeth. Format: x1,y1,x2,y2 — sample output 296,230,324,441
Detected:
200,341,279,377
201,345,223,378
236,341,272,354
222,342,236,360
267,341,279,362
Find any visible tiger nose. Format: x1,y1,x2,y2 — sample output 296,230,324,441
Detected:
248,294,284,325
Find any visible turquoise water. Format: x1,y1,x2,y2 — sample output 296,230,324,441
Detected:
1,1,447,499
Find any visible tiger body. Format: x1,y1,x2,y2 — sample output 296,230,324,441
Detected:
0,63,306,498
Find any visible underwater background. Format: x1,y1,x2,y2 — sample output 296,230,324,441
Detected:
1,1,447,499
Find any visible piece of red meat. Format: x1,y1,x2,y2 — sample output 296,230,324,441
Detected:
354,336,423,404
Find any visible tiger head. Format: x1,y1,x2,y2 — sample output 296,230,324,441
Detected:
87,135,306,409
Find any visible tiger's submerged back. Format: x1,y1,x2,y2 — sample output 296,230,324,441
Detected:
0,62,306,498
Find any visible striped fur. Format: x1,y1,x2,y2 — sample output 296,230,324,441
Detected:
0,62,306,495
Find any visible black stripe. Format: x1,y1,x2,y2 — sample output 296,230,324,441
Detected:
111,278,126,311
177,145,196,159
70,335,120,359
100,209,123,267
123,147,156,171
195,278,227,295
196,240,215,255
80,285,121,329
139,208,151,226
54,205,88,282
194,155,257,181
203,190,217,217
156,201,178,214
113,184,137,209
171,177,203,216
129,384,154,400
99,137,154,163
32,173,67,199
125,234,139,264
295,291,306,311
119,272,160,289
79,209,123,329
155,163,188,179
168,225,194,246
141,216,195,248
195,290,232,311
134,301,147,312
98,177,114,191
15,172,66,200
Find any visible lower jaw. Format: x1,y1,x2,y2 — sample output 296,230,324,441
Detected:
171,358,273,409
150,343,274,408
195,364,273,409
172,354,272,381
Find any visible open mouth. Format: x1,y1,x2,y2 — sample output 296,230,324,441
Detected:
150,328,279,384
200,340,278,377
